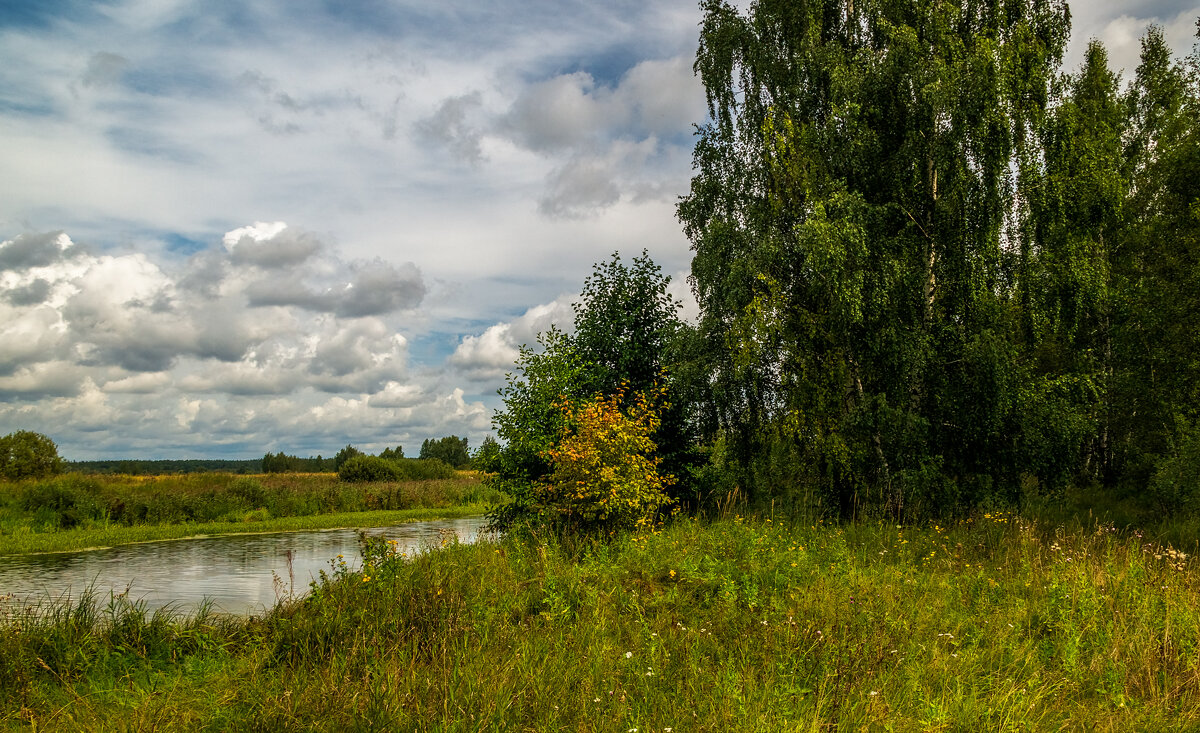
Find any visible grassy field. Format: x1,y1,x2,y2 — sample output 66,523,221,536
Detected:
0,472,501,555
4,509,1199,730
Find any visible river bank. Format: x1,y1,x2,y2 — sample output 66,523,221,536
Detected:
0,472,501,555
5,513,1199,730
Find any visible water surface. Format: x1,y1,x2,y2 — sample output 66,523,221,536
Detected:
0,516,487,616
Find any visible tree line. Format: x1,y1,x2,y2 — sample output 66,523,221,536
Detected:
263,436,478,474
0,432,482,480
484,2,1200,531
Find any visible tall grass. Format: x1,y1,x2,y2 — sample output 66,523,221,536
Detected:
0,472,501,537
5,511,1199,730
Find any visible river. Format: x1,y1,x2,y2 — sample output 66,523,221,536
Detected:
0,515,488,616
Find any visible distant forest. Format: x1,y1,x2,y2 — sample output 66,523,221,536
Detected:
62,435,475,476
66,459,262,475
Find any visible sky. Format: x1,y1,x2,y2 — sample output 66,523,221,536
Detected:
0,0,1196,460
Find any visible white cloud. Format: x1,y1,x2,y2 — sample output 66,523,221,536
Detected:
449,296,575,381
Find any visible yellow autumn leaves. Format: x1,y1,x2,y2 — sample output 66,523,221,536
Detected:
536,384,675,534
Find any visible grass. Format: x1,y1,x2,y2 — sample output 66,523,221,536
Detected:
0,472,502,555
4,509,1200,730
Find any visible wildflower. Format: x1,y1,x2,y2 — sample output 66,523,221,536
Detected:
626,651,633,658
362,575,371,582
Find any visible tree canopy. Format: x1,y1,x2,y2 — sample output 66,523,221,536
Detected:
678,1,1200,518
0,431,64,481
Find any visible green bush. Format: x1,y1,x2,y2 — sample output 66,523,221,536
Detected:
1,431,64,480
1149,422,1200,514
19,476,106,529
228,477,268,507
391,458,456,480
337,456,457,483
338,455,401,482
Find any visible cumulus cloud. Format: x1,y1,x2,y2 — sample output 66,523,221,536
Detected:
497,52,705,217
539,157,622,218
244,259,424,317
226,224,322,268
0,225,423,382
5,279,53,307
0,231,81,270
449,295,575,380
368,381,426,408
0,222,510,458
501,54,704,154
537,138,660,218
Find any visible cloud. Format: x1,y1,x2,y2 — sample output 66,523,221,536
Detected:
335,260,426,317
368,381,426,408
500,53,703,152
496,52,704,218
0,225,423,383
449,295,575,380
416,92,486,164
81,52,130,89
0,222,490,456
538,156,622,218
226,224,322,267
5,278,53,306
244,259,425,317
0,231,80,270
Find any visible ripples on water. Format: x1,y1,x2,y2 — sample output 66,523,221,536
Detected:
0,516,488,616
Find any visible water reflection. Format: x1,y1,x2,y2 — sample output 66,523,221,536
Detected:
0,516,488,616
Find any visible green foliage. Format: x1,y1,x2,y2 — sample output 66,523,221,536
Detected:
332,445,362,471
338,455,401,482
487,251,704,533
679,0,1200,518
1,471,478,537
337,455,457,483
262,452,333,473
487,327,587,526
533,388,675,535
1148,419,1200,514
377,445,405,461
69,459,263,475
472,435,501,471
419,436,470,468
0,431,64,480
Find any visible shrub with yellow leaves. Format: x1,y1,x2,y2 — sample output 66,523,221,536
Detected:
536,384,675,535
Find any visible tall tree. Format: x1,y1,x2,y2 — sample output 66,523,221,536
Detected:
1109,25,1200,499
486,252,699,531
1019,40,1126,488
680,0,1071,516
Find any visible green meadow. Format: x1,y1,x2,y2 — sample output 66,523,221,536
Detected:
4,506,1199,731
